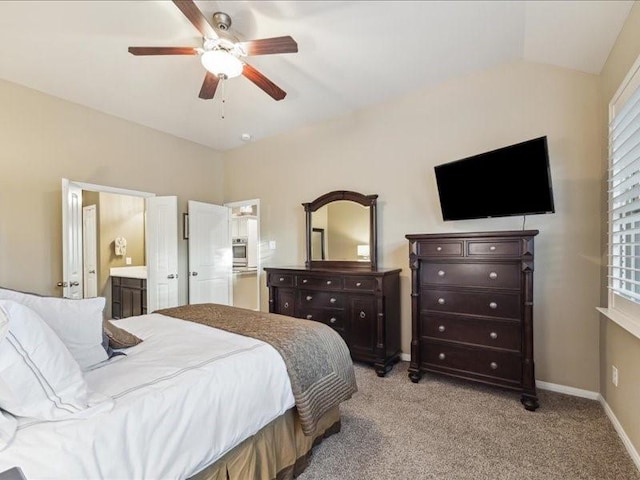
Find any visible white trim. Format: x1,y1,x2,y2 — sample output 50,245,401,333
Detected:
599,395,640,472
536,380,600,400
597,307,640,340
611,52,640,111
400,353,410,362
64,178,155,198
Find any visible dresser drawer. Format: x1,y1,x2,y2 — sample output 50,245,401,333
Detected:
417,241,463,257
421,263,520,289
298,308,345,331
422,315,521,351
422,341,522,383
299,290,345,308
344,276,377,292
297,275,343,290
269,273,294,287
422,288,521,320
467,240,521,257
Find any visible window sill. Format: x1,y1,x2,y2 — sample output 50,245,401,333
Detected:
597,307,640,340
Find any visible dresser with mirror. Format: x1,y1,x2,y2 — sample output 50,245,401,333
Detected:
265,191,401,376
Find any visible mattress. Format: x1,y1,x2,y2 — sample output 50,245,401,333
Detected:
0,313,296,479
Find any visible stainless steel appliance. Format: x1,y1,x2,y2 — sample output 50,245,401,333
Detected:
232,237,248,267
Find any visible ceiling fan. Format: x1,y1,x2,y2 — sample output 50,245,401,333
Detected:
128,0,298,101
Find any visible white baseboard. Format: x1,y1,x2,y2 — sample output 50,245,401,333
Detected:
536,380,600,400
599,396,640,472
400,353,411,362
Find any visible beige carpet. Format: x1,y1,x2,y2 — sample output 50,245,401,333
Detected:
298,361,640,480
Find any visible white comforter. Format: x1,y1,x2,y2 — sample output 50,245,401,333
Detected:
0,313,295,479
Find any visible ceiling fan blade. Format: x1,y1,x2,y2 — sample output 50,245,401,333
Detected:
242,64,286,101
172,0,218,39
128,47,197,56
199,72,220,99
238,36,298,56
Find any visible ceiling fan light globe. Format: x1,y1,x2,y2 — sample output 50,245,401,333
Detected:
200,50,243,79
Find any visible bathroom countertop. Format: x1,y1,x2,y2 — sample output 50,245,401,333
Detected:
110,266,147,279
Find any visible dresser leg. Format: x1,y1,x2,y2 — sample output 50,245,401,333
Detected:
374,359,395,377
520,394,539,411
408,368,422,383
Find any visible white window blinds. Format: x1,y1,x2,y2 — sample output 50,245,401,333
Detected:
609,71,640,303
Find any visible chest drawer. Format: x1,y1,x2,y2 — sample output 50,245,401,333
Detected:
422,288,521,320
422,341,522,383
299,290,345,308
269,273,294,287
344,276,377,292
467,240,521,257
297,275,343,290
422,314,521,351
297,308,345,331
417,241,463,257
421,263,520,289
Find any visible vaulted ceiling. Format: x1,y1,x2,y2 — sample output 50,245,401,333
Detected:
0,1,633,151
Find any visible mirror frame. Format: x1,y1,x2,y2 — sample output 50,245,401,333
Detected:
303,190,378,270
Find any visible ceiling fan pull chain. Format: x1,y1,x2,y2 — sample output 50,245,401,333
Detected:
221,78,226,120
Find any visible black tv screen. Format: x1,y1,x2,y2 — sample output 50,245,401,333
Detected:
434,136,555,221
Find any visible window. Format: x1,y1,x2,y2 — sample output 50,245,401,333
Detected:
607,54,640,327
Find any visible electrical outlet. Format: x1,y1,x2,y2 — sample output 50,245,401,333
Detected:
612,365,619,387
125,257,132,265
269,240,276,250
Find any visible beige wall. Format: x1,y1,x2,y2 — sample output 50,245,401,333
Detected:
224,60,603,393
599,3,640,458
95,192,145,317
0,78,224,304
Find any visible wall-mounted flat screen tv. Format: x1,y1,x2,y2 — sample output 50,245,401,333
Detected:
434,136,555,221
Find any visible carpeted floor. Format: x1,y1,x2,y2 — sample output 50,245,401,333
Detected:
299,361,640,480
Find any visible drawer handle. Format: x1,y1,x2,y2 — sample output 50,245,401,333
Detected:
489,302,497,309
489,272,498,280
306,295,313,301
330,317,337,324
438,325,446,333
306,314,313,320
438,298,446,305
490,362,498,370
329,297,337,304
356,282,362,287
279,277,285,282
302,279,308,284
489,245,496,251
359,311,366,319
489,332,498,340
326,280,332,285
284,302,289,309
438,353,446,360
436,246,442,252
437,270,445,277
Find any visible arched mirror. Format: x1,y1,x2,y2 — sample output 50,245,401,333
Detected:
303,191,378,269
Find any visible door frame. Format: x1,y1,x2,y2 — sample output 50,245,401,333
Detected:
61,179,155,302
224,198,261,311
82,204,98,298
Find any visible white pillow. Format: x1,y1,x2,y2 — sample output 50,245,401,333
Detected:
0,310,16,451
0,288,108,370
0,300,112,420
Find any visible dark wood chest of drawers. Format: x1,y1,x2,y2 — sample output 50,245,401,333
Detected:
111,276,147,319
405,230,539,410
265,266,401,376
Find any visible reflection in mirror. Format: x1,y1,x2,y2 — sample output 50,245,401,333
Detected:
311,201,369,261
311,228,325,260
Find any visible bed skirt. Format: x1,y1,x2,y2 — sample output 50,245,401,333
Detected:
189,406,341,480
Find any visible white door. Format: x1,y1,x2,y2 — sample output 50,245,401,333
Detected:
61,179,83,299
188,201,232,305
146,196,179,311
82,205,98,298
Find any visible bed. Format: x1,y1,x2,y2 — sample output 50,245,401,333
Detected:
0,291,357,480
